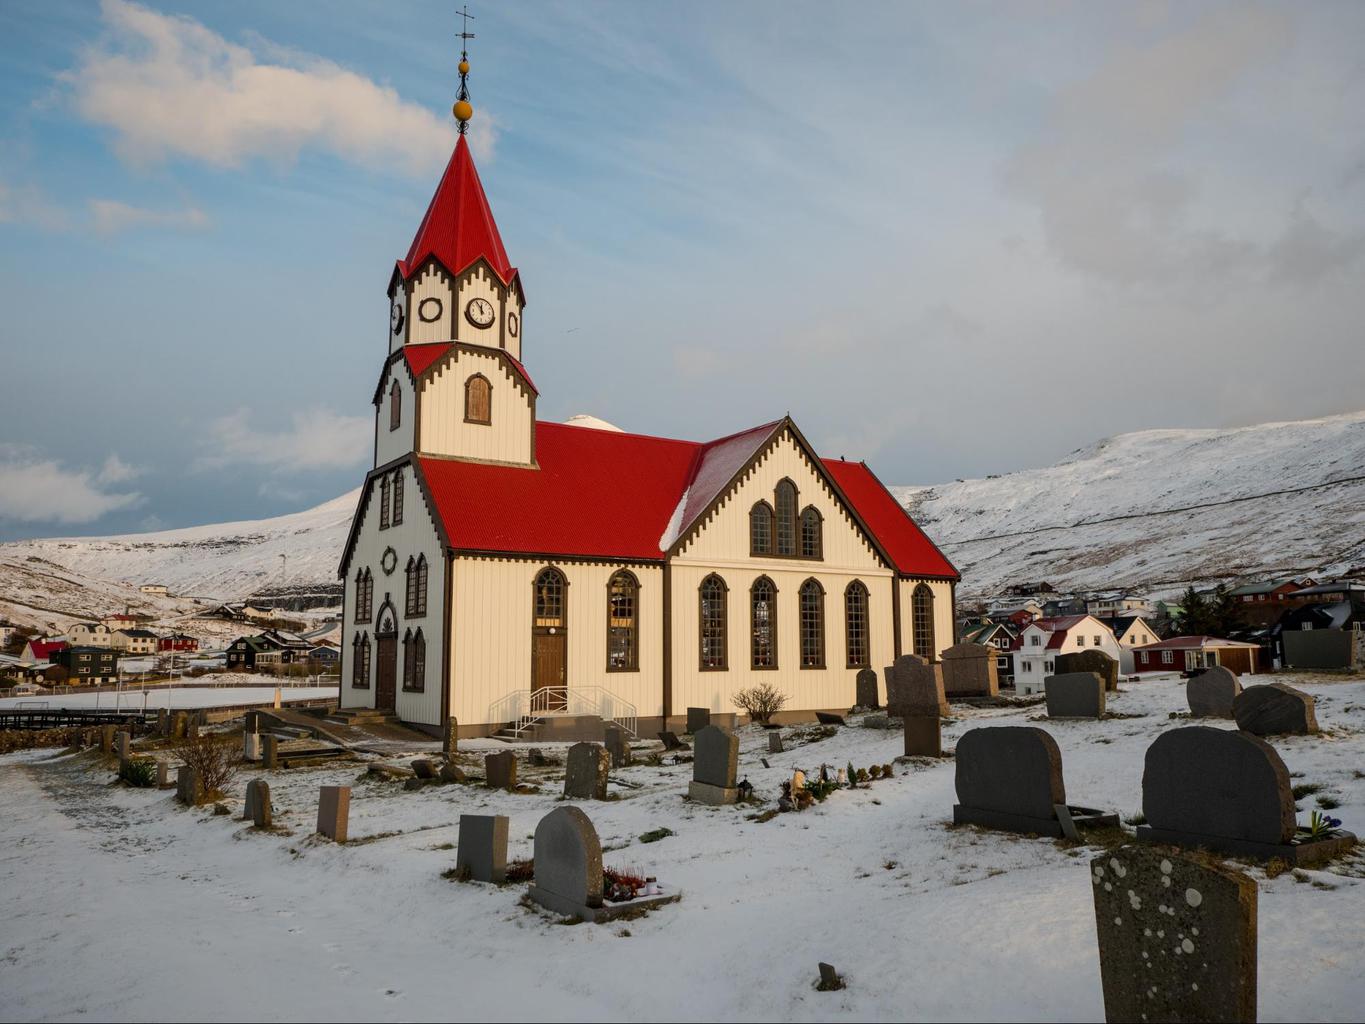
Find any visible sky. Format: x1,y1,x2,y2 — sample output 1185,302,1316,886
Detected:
0,0,1362,542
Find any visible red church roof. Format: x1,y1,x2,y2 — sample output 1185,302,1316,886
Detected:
399,135,518,285
821,459,958,579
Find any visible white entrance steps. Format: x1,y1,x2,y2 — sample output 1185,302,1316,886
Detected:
488,686,638,742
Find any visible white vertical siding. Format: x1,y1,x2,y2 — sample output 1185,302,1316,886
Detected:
408,264,454,344
374,366,416,467
418,348,534,465
897,578,956,661
454,264,504,351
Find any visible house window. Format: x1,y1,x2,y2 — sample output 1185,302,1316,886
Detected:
1093,635,1101,646
800,507,823,560
607,571,639,672
845,580,869,668
389,380,401,431
532,568,566,630
352,632,371,688
403,628,425,691
405,555,428,617
699,574,728,670
799,578,825,668
911,583,935,660
749,501,773,556
464,374,491,425
1161,650,1174,664
392,471,404,526
775,480,798,557
1077,635,1086,647
355,569,373,622
751,576,777,669
379,475,390,529
1029,635,1040,647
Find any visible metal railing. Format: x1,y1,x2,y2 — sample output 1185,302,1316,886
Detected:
487,685,638,740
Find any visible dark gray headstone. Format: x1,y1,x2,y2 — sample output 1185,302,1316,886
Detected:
485,750,517,790
903,715,941,757
888,654,948,717
604,724,632,768
855,668,879,709
940,642,999,698
244,779,272,827
768,731,784,754
564,742,610,800
954,726,1065,822
686,707,710,733
316,785,350,842
411,758,437,780
1091,845,1257,1024
692,726,738,789
658,730,686,751
1188,666,1241,718
1045,672,1106,718
457,814,509,883
1054,649,1119,692
1233,682,1318,736
530,806,603,913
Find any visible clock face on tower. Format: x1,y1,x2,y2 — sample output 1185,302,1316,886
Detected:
390,300,405,335
465,297,496,329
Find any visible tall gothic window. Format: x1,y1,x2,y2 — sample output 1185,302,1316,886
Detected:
392,470,404,526
750,501,773,556
607,571,639,672
845,580,870,668
403,628,425,691
389,380,401,431
699,574,728,670
379,475,390,529
751,576,777,669
354,569,373,622
800,506,823,560
352,632,370,688
534,567,566,628
912,583,936,660
775,480,798,556
465,374,491,425
799,578,825,668
405,555,428,617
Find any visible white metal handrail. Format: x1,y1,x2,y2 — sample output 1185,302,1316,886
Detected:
487,685,638,740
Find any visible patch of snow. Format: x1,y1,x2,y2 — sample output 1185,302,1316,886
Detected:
563,414,623,432
658,487,690,552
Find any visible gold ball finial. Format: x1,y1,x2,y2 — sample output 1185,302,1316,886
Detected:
453,99,474,123
459,59,470,74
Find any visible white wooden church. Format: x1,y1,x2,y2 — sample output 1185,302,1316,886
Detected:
338,66,959,738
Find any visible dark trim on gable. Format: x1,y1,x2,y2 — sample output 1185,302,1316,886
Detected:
441,550,454,725
337,455,449,579
849,458,961,582
665,421,786,556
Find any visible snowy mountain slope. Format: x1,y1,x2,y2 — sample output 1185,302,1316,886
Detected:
893,410,1365,600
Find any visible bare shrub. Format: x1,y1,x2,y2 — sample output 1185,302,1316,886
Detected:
172,732,238,802
732,682,788,725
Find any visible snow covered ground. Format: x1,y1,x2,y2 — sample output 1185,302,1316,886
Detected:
2,673,1363,1022
0,681,338,712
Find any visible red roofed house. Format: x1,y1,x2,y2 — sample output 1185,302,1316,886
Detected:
1133,636,1260,676
1011,615,1121,694
338,111,958,738
21,638,68,664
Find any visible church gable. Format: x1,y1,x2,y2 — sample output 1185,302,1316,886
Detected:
417,344,535,466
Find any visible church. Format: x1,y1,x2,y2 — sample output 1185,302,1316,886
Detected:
338,51,958,738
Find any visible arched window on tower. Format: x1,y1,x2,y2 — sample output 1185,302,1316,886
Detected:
464,374,491,425
845,580,869,668
749,501,773,556
389,380,401,431
775,480,798,556
799,578,825,668
699,574,728,670
379,474,390,529
912,583,936,660
607,571,639,672
800,506,823,560
392,470,404,526
750,576,777,669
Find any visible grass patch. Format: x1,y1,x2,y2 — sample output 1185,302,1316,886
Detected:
1123,811,1147,826
1292,782,1324,800
1316,795,1342,810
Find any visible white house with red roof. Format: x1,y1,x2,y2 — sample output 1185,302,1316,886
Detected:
337,68,959,737
1010,615,1121,694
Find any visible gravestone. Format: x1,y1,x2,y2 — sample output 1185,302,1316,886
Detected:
1137,725,1354,865
604,724,632,768
903,715,942,757
157,708,170,736
244,710,260,733
768,731,784,754
156,761,171,788
1045,672,1106,718
171,712,187,740
411,758,437,780
99,725,115,754
316,785,350,842
564,743,610,800
457,814,509,883
185,713,200,740
175,765,202,806
438,761,466,784
243,779,272,827
273,687,282,709
1187,666,1241,718
857,669,879,709
887,654,949,717
940,642,999,698
261,734,279,770
114,730,131,760
815,711,846,726
243,732,261,761
529,806,604,918
688,725,739,805
442,717,459,756
953,726,1117,836
1054,649,1119,692
1233,682,1318,736
485,750,517,791
658,731,688,751
1091,845,1257,1024
686,707,710,733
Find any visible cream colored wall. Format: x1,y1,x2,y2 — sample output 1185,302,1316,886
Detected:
418,347,534,466
896,577,956,661
388,290,408,354
449,557,664,726
455,264,504,352
504,289,524,361
407,264,454,344
375,366,416,467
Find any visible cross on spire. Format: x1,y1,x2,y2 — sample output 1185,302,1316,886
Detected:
453,5,476,135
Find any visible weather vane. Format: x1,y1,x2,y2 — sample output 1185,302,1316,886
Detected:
453,4,476,135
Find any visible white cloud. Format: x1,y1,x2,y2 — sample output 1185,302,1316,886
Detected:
96,453,143,485
199,407,370,472
0,445,143,524
90,199,209,235
65,0,490,176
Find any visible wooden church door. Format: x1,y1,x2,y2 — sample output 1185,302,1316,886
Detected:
532,568,567,712
375,601,398,712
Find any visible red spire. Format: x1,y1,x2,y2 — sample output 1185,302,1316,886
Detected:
399,135,517,285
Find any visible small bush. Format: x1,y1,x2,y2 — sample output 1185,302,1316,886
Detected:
172,732,238,801
731,682,788,725
119,758,158,788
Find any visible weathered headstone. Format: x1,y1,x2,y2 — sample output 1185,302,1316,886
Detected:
604,724,632,768
887,654,949,717
686,707,710,733
1233,682,1318,736
243,732,261,761
175,765,202,806
442,716,459,756
658,730,688,751
273,687,282,709
157,708,170,736
156,761,171,788
456,814,509,883
485,750,517,790
438,761,467,784
940,642,999,698
564,742,610,800
114,730,131,760
688,725,739,805
768,731,784,754
243,779,272,827
1045,672,1106,718
99,725,115,754
529,805,604,917
244,710,260,733
171,712,187,740
411,758,437,780
903,715,942,757
316,785,350,842
1091,845,1257,1024
953,726,1117,836
261,734,279,770
1054,649,1119,692
855,667,880,709
1187,665,1242,718
1137,725,1354,865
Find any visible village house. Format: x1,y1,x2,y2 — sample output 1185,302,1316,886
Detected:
138,584,170,596
337,78,959,738
1288,580,1365,604
226,636,272,670
1229,578,1308,606
20,638,67,664
111,628,157,655
961,621,1017,683
1010,615,1121,694
1094,614,1160,673
67,622,114,648
0,621,17,648
1085,593,1155,617
48,646,119,685
1133,635,1260,676
157,633,200,653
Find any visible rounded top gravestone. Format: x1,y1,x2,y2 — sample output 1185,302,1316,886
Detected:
1187,665,1241,718
1053,649,1119,692
532,806,603,909
1233,682,1318,736
889,653,949,717
1044,672,1106,718
855,667,880,709
955,726,1066,820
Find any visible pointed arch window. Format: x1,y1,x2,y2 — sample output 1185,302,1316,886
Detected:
699,574,728,671
751,576,778,669
534,567,566,628
799,578,825,669
800,506,823,560
775,480,798,556
389,380,401,432
405,554,428,618
465,374,492,425
749,501,773,556
607,571,639,672
352,632,371,689
379,474,390,529
354,568,373,623
392,470,404,526
403,627,426,691
845,580,870,668
912,583,936,660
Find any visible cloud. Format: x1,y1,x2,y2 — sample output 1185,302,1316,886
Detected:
90,199,209,235
64,0,488,177
96,453,142,485
0,445,143,524
199,407,370,472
